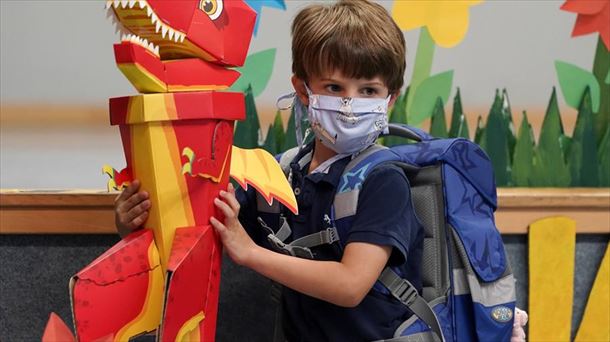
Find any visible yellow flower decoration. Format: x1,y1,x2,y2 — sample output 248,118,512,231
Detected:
392,0,483,48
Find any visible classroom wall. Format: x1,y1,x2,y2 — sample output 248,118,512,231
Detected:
0,0,598,188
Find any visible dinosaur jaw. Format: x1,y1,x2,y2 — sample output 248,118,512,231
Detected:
107,0,244,92
106,0,214,62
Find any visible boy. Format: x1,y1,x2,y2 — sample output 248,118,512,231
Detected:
117,1,422,340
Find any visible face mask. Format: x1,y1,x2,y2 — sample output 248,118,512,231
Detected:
302,85,390,155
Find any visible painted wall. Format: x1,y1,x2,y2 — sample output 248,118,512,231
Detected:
0,0,598,187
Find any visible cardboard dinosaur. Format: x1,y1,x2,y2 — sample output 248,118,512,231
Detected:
43,1,297,341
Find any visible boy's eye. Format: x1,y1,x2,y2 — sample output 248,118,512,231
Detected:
325,84,342,93
361,88,378,96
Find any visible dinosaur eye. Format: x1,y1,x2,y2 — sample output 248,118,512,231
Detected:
199,0,223,20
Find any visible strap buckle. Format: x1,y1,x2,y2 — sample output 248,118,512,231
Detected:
325,227,339,244
267,234,314,259
393,279,419,306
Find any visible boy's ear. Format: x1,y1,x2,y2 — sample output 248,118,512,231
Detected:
388,91,400,108
291,75,309,106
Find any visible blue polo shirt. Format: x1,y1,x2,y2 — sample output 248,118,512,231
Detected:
237,143,423,342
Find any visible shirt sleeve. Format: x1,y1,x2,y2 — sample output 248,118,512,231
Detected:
345,164,422,266
236,184,267,246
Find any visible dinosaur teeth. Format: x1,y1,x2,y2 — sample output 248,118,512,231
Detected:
138,0,147,9
121,33,159,57
168,28,175,41
128,0,136,8
120,0,128,8
161,25,168,39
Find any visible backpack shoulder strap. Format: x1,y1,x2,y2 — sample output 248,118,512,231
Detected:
379,268,446,342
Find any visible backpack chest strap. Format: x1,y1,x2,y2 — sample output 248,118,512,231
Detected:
258,216,340,260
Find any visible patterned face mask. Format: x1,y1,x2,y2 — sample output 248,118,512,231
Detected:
300,84,390,155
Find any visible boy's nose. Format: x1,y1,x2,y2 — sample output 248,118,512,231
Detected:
341,88,360,99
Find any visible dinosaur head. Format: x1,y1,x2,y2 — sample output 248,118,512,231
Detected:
107,0,256,67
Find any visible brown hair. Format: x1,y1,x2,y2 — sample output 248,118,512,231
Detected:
291,0,406,94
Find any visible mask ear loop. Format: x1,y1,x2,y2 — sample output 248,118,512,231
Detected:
276,92,309,151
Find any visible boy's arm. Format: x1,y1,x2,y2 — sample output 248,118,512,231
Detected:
211,183,391,308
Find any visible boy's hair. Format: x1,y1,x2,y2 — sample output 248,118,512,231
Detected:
291,0,406,94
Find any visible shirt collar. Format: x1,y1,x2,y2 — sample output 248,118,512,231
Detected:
292,142,351,187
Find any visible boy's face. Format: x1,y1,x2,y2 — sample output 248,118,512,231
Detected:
292,70,398,107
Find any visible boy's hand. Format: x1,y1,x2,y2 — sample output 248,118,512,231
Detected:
210,183,257,266
114,179,151,238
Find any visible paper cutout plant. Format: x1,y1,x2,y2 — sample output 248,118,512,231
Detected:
378,0,609,188
390,0,482,126
559,0,609,146
44,1,298,341
410,86,609,187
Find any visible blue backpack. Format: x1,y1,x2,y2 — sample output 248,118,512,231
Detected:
260,124,516,342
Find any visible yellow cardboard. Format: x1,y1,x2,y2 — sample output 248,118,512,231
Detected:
230,146,298,215
529,216,576,341
574,243,610,342
131,122,195,271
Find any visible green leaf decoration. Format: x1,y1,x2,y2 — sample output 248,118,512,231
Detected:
233,85,262,149
567,87,599,186
408,70,453,126
455,115,470,140
483,90,511,186
384,89,411,147
512,111,535,187
429,97,448,138
230,48,276,97
474,115,485,146
501,89,517,162
592,37,610,145
282,106,297,151
531,88,571,187
449,88,464,138
555,60,600,112
262,111,285,155
597,126,610,186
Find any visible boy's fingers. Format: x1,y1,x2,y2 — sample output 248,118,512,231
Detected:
131,211,148,228
228,182,235,193
219,191,240,213
210,216,227,234
214,198,235,219
120,192,148,215
124,200,151,223
115,180,140,204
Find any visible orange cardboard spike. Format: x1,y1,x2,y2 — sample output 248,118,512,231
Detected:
42,312,75,342
102,165,132,191
71,229,164,341
160,225,221,341
230,146,299,215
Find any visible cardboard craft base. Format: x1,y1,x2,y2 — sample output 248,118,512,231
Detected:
71,229,164,341
160,225,222,341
